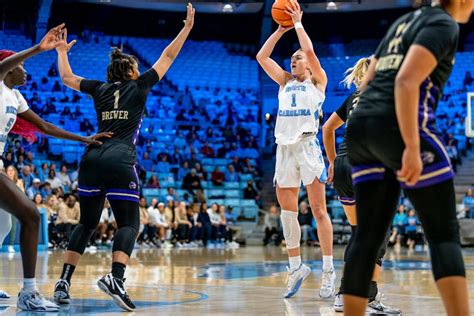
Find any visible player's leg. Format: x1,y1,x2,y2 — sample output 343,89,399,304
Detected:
342,170,401,316
275,144,311,298
97,197,139,312
405,180,469,316
54,193,105,304
301,140,335,298
0,173,59,311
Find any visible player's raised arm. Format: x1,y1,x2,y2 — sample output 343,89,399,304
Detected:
0,23,65,81
256,26,293,87
56,29,84,92
153,3,195,80
285,0,327,91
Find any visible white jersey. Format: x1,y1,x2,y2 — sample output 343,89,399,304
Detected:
275,79,325,145
0,81,29,155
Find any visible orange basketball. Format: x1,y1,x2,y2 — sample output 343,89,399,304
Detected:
272,0,294,27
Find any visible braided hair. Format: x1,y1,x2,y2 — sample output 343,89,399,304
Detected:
106,47,138,83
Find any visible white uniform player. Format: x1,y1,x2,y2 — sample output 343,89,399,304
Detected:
274,78,327,188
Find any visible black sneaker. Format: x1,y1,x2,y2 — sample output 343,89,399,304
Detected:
53,279,71,304
97,273,136,312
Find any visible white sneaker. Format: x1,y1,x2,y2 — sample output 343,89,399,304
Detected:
333,293,343,312
7,246,15,253
176,242,183,248
284,263,311,298
319,268,336,299
17,289,59,312
0,290,10,299
230,241,240,248
367,292,401,314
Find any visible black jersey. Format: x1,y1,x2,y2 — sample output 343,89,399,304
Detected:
80,69,160,146
354,6,459,119
335,92,359,156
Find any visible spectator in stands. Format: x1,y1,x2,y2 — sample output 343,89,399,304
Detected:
56,194,80,247
141,152,154,171
45,195,60,247
182,168,202,195
197,203,212,247
156,155,171,173
148,202,169,246
3,152,14,168
58,165,72,188
173,130,186,149
171,148,183,165
175,202,192,247
211,166,225,186
447,141,460,172
25,152,34,165
405,209,419,251
20,165,34,190
390,205,408,245
37,163,49,182
201,141,215,157
463,188,474,217
27,178,42,200
166,188,178,202
52,81,61,92
40,76,52,91
225,164,239,182
147,174,160,188
16,155,27,171
137,197,149,245
195,163,207,181
225,206,241,244
298,201,316,245
41,182,53,198
177,161,190,181
6,165,25,192
263,206,282,246
43,98,57,114
164,200,176,236
96,200,113,246
231,156,243,173
47,169,63,190
243,180,260,201
217,142,230,158
188,152,200,168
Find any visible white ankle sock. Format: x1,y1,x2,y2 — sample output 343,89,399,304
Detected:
23,278,37,292
289,256,302,271
323,255,334,271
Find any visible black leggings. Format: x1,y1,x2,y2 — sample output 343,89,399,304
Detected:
68,195,139,257
342,176,465,298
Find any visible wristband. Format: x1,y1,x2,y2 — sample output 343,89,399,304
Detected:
294,22,303,29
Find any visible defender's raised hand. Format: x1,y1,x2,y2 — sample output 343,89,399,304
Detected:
184,3,195,30
56,29,77,54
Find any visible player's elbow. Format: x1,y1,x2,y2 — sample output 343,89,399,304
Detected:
395,74,416,92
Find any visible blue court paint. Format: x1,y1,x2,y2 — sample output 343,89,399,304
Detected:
198,260,474,280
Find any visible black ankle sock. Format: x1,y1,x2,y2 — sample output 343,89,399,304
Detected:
60,263,76,284
111,262,126,280
368,281,378,301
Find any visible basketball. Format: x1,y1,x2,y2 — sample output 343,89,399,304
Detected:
272,0,294,27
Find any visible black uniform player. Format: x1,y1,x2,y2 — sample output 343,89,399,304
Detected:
52,4,195,311
341,1,472,315
323,57,400,314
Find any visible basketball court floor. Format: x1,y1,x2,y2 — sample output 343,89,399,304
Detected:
0,246,473,315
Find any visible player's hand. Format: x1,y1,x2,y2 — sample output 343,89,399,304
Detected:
56,28,77,53
38,23,66,51
397,146,422,186
327,163,334,184
183,3,195,30
84,132,114,146
276,25,294,34
285,0,303,24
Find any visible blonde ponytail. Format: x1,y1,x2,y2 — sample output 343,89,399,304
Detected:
341,57,371,90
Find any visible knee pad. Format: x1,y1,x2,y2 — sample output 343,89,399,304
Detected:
281,210,301,250
67,224,96,254
113,225,138,257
